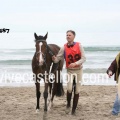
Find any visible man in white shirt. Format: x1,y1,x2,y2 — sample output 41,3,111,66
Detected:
52,30,86,115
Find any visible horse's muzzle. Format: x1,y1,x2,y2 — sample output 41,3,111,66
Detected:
39,61,44,66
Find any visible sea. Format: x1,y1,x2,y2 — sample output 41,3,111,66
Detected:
0,46,120,87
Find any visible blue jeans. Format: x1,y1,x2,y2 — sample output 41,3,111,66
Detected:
112,94,120,115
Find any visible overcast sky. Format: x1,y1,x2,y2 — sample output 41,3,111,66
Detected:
0,0,120,48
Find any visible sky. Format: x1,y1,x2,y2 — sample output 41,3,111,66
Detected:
0,0,120,48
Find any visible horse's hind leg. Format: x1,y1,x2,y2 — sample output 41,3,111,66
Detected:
43,82,49,111
48,83,53,103
35,82,41,112
51,82,56,102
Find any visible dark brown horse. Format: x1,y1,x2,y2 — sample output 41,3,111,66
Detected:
32,32,64,113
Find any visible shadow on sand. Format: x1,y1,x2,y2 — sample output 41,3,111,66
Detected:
36,112,48,120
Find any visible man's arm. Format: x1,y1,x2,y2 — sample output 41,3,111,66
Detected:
52,46,64,63
107,59,117,77
75,44,86,65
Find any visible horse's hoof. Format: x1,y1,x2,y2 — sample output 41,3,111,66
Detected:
71,109,76,115
51,101,53,107
48,101,52,111
65,107,70,114
36,109,40,113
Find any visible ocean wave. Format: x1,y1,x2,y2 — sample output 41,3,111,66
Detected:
83,68,107,73
0,46,120,53
0,60,31,65
84,47,120,51
0,49,35,54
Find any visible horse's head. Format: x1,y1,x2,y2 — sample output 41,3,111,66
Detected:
34,32,48,66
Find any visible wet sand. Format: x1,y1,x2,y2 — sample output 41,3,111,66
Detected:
0,85,119,120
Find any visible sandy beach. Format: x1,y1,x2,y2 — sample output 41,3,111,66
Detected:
0,85,119,120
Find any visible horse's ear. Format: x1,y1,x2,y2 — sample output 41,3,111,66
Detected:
34,33,38,40
44,32,48,40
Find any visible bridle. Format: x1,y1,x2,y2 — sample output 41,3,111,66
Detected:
35,41,48,69
34,40,54,71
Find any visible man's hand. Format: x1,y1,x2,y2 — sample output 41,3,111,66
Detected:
52,55,56,61
68,63,77,68
108,70,112,78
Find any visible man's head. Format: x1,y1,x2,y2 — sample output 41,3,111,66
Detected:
66,30,76,43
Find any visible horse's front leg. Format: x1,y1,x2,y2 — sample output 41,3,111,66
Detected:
35,82,41,112
51,82,56,102
44,81,49,112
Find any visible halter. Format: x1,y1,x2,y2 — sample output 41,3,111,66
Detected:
34,40,54,71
